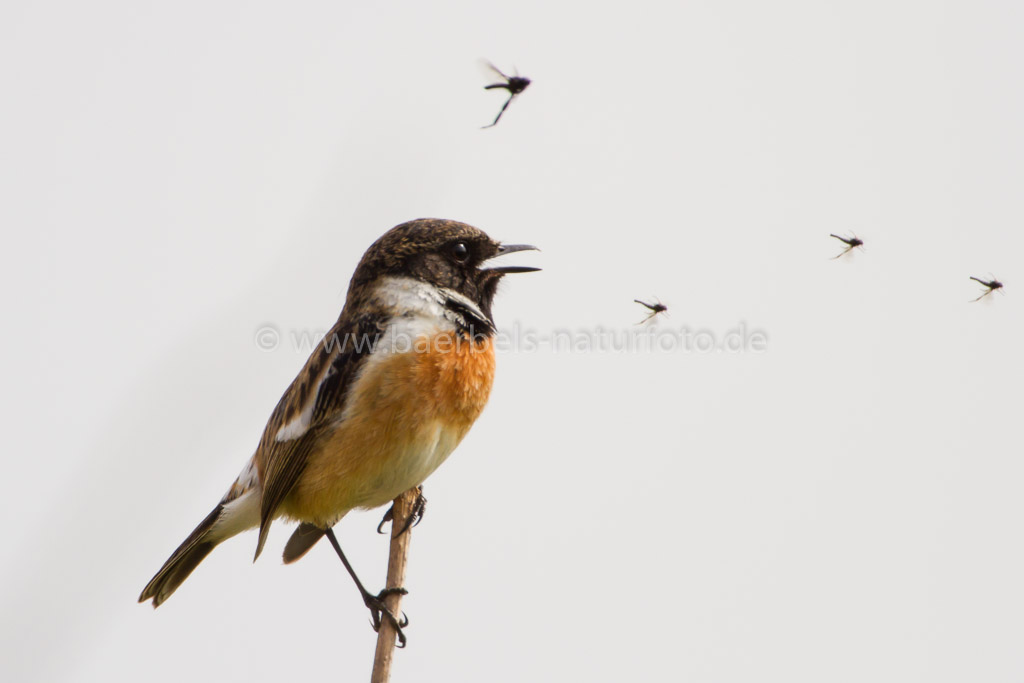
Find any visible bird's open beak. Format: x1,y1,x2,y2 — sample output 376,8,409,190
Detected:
483,243,541,274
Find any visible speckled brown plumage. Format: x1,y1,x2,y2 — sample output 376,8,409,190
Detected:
139,218,538,608
250,219,509,559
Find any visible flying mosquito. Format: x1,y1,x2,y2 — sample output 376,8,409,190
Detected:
829,233,865,259
634,298,669,325
481,60,530,129
969,275,1004,302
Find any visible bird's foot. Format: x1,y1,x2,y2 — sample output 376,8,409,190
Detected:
376,487,427,537
363,587,410,647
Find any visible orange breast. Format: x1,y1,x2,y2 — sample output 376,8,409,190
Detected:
284,333,496,525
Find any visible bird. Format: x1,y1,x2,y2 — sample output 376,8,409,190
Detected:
139,219,539,646
481,60,531,129
969,275,1003,302
634,298,668,325
829,233,865,259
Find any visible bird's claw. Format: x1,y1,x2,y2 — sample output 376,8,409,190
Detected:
363,587,410,647
376,487,427,537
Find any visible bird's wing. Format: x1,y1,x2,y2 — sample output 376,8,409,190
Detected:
252,313,385,559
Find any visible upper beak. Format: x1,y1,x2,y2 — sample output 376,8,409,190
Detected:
483,243,541,274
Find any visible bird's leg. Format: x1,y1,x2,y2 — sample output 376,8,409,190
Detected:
377,486,426,537
324,527,409,647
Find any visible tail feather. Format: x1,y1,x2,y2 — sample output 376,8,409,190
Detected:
282,523,326,564
139,505,223,607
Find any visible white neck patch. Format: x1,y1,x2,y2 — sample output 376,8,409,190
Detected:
371,276,489,332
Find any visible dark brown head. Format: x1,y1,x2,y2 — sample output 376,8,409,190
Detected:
347,218,538,325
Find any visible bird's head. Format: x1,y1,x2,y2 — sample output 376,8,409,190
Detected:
348,218,539,324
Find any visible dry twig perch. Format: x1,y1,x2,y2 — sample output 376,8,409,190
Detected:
370,487,418,683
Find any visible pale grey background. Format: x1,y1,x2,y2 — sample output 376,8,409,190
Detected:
2,1,1022,681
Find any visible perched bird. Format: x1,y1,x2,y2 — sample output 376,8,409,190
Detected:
634,298,668,325
481,60,531,128
969,275,1003,302
139,219,539,645
829,233,865,259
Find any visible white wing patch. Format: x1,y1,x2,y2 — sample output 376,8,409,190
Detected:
275,397,317,442
275,361,336,443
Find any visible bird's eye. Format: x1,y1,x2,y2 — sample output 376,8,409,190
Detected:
451,242,470,263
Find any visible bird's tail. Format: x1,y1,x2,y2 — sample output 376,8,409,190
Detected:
139,475,261,607
282,522,326,564
138,505,224,607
